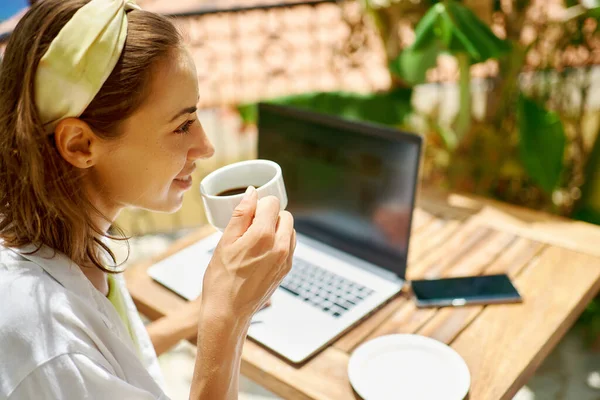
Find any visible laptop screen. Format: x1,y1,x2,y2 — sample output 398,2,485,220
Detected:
257,103,422,279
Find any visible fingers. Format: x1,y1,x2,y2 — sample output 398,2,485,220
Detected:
221,186,258,243
260,298,272,310
285,229,297,274
290,229,297,257
243,196,281,244
273,211,294,267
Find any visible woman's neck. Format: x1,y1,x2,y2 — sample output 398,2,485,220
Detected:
81,265,109,296
83,189,122,297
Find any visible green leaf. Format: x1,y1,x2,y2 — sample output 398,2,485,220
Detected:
573,133,600,225
389,42,442,85
277,89,414,126
517,94,566,194
444,1,512,62
395,0,510,67
237,89,414,127
588,6,600,18
237,104,258,126
411,3,444,51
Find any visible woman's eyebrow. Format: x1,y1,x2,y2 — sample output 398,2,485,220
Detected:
169,106,197,122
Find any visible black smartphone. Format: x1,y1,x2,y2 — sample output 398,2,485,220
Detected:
411,274,522,308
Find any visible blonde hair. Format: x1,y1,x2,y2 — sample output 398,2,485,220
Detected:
0,0,182,272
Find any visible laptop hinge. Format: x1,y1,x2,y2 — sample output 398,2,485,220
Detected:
298,233,404,284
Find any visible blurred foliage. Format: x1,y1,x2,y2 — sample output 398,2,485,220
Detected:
573,130,600,224
517,94,567,194
387,0,600,219
390,1,510,87
270,89,413,126
238,88,413,127
358,0,434,69
577,294,600,346
395,1,510,67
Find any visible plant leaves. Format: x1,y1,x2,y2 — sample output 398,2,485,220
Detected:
237,103,257,126
389,41,442,85
588,6,600,18
237,89,414,127
390,0,510,85
411,3,443,51
573,131,600,225
517,94,566,194
444,1,511,62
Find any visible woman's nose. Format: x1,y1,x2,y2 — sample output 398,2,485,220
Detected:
188,123,215,161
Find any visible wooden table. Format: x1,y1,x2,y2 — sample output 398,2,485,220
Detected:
126,190,600,400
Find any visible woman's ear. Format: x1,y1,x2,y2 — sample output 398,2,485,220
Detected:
54,118,103,169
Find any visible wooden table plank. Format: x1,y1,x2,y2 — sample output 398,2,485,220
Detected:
411,208,435,233
241,343,355,400
364,228,512,343
433,191,600,258
341,220,486,346
333,296,408,353
484,238,545,276
450,246,600,400
365,301,436,338
407,223,491,279
416,238,545,344
423,230,515,278
408,219,460,264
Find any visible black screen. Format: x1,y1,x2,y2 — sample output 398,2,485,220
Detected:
411,275,521,301
257,103,422,278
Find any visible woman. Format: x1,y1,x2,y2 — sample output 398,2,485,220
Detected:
0,0,296,399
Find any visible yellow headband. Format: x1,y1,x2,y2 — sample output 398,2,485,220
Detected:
34,0,141,132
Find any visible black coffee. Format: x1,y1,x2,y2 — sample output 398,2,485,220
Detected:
216,186,260,196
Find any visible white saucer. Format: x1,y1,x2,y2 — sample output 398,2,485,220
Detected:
348,334,471,400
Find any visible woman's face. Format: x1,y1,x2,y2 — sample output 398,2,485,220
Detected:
88,48,214,216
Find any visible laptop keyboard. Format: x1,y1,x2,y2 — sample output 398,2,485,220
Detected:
207,246,374,318
279,258,374,318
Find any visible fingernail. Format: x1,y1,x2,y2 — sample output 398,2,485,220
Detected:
243,186,255,200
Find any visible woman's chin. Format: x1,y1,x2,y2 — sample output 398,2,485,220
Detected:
162,196,185,214
142,194,185,214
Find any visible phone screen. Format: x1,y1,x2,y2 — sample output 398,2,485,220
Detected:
411,274,522,307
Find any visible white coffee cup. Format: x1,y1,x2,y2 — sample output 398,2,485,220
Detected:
199,159,288,231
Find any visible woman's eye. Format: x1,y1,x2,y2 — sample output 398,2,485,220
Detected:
175,119,195,135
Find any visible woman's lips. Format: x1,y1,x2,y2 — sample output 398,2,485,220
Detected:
173,175,193,190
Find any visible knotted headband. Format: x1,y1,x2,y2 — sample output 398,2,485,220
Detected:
34,0,141,132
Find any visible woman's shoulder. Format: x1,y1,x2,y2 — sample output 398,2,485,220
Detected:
0,245,63,303
0,246,114,396
0,245,104,333
0,246,84,340
0,246,51,302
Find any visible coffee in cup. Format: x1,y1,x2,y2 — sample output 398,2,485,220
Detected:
216,185,262,197
199,159,287,231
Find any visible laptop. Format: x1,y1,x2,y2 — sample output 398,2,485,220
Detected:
148,103,423,364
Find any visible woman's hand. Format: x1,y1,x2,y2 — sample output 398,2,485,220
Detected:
191,186,295,399
201,186,296,324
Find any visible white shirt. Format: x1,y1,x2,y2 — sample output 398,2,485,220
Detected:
0,243,169,399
